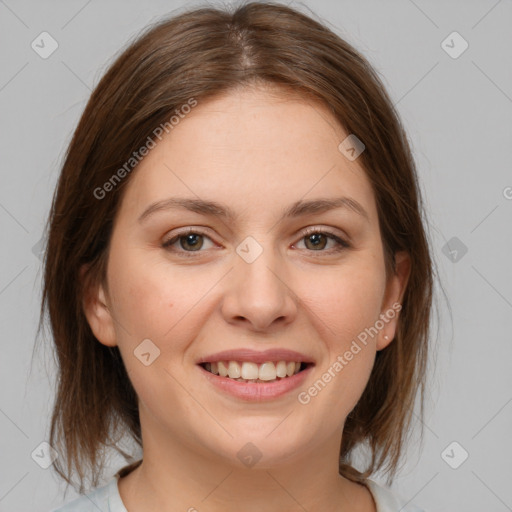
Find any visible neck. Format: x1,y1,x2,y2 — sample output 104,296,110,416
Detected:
118,415,375,511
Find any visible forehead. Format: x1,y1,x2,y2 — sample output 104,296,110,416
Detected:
118,86,377,226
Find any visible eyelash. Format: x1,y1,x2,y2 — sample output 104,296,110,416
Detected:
161,226,351,258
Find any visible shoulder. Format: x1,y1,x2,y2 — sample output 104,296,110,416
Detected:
48,477,123,512
365,479,427,512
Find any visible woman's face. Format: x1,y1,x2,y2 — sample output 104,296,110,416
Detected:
84,86,409,470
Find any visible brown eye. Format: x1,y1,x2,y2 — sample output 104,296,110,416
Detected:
178,233,204,251
295,228,350,254
162,229,215,256
304,232,329,251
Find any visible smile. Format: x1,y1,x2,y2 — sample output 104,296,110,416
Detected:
197,360,314,401
200,360,310,383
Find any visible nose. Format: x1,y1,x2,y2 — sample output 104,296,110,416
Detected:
220,244,298,332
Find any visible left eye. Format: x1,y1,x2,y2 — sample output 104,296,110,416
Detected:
162,227,350,256
294,228,350,253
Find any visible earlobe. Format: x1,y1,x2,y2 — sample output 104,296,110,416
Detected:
377,333,394,351
377,251,411,351
80,264,117,347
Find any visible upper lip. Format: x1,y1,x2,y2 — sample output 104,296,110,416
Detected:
197,348,315,365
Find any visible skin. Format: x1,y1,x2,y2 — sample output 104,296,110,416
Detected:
83,84,410,512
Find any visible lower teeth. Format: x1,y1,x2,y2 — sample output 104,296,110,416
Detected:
233,377,286,383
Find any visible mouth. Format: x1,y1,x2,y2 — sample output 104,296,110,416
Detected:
196,350,315,401
199,360,313,383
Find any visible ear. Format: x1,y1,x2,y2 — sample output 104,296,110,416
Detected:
80,264,117,347
377,250,411,351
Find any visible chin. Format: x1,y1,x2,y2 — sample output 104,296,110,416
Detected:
204,424,313,470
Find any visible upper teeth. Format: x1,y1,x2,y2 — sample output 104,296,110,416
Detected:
205,361,302,380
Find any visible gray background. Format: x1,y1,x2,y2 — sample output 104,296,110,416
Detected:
1,0,511,511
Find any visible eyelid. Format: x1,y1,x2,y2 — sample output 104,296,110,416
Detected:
294,226,351,252
161,225,351,255
299,225,350,243
162,226,217,248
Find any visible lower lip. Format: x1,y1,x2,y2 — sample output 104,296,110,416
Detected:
198,364,314,402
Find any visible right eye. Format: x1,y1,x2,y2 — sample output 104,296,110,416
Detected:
162,228,216,256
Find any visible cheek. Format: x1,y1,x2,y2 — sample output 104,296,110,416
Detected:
297,260,386,348
293,262,384,414
107,249,195,339
107,258,202,413
106,253,219,380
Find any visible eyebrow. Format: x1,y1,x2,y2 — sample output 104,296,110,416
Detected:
137,196,369,224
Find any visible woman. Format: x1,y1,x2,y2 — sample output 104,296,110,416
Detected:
42,2,434,510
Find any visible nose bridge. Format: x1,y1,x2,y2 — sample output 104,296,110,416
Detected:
241,243,282,295
222,235,297,329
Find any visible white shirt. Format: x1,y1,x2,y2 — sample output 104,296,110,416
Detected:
50,474,426,511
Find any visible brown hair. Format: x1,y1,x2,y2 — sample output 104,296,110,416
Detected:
37,0,437,494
